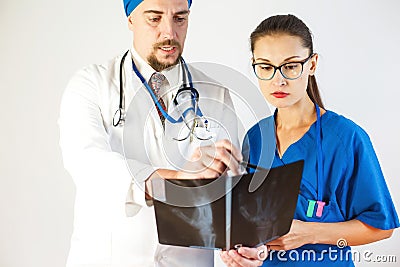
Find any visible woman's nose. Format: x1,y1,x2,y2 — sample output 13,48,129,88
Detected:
271,69,287,87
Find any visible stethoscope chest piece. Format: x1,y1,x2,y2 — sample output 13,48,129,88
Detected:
113,107,125,127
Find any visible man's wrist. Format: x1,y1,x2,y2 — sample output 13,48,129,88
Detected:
145,169,179,200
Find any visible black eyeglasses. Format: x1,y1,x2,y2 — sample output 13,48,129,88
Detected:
252,53,315,80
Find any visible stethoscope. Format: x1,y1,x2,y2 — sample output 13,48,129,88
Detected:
275,103,326,218
306,103,326,218
113,50,212,141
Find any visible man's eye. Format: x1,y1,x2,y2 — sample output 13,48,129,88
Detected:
174,16,187,23
148,17,161,23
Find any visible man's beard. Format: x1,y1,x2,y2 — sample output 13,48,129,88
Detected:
147,40,182,72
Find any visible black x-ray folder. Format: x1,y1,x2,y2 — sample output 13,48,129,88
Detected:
152,160,304,250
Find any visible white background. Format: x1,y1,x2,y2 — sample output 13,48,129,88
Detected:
1,0,399,266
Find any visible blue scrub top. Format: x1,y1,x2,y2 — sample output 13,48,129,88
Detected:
242,110,399,266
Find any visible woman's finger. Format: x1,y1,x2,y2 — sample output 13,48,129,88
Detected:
228,249,263,267
238,245,268,261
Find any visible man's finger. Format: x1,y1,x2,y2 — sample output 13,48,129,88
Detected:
214,139,243,162
213,148,240,175
202,146,240,175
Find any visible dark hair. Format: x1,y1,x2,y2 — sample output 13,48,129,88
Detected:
250,14,324,109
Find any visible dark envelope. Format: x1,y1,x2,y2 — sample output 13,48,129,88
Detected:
152,160,304,250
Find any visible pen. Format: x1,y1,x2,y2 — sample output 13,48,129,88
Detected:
239,161,269,172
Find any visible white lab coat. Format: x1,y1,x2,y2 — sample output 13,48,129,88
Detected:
59,49,239,267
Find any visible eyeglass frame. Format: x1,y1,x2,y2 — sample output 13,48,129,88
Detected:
252,53,316,81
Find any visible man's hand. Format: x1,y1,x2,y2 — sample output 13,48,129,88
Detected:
176,139,242,179
145,139,242,198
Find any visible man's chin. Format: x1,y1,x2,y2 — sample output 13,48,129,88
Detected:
160,57,179,67
148,54,181,72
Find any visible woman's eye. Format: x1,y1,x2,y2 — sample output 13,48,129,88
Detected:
260,65,273,71
284,64,299,70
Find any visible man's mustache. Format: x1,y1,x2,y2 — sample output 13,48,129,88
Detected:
153,39,182,49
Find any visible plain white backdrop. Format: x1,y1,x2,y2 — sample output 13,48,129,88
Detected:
1,0,399,266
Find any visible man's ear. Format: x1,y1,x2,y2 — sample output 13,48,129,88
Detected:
127,14,135,31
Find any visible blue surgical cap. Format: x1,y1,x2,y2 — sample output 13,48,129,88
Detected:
124,0,192,16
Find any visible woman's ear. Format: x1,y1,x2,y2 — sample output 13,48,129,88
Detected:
309,53,318,76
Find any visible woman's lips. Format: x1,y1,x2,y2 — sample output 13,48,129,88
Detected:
271,91,289,98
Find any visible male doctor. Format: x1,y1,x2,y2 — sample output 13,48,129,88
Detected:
59,0,264,266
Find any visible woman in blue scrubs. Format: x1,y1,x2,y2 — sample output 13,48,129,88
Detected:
221,14,399,267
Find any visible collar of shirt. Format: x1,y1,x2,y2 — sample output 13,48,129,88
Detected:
130,46,183,108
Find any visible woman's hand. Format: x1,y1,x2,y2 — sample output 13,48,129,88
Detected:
267,220,314,251
220,245,267,267
267,219,394,252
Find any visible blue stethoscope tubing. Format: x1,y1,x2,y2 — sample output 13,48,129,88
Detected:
308,103,325,217
315,103,324,203
130,53,204,123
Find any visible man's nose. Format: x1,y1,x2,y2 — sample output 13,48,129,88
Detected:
159,18,175,40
